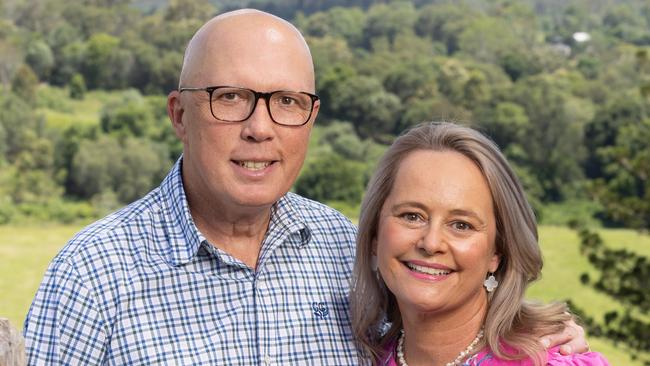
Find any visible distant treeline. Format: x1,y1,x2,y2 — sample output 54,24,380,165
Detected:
0,0,649,228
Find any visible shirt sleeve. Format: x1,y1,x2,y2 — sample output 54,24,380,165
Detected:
546,348,611,366
23,257,108,364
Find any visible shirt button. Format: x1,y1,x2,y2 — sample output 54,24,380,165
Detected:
264,354,272,365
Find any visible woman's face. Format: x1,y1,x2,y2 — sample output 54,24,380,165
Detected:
375,149,500,316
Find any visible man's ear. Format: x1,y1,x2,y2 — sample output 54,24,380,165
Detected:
310,99,320,123
167,90,187,143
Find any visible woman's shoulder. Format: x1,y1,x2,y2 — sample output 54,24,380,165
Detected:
468,347,610,366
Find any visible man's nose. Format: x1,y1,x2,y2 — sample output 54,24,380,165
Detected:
241,97,275,142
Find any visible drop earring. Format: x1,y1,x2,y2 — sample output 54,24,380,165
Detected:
484,272,498,292
370,255,378,271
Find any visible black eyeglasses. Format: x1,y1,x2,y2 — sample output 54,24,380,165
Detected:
178,86,319,126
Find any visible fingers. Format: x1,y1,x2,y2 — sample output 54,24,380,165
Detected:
559,339,590,355
541,318,589,354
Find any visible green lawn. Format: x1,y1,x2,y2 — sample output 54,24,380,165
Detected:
35,86,133,129
1,223,647,364
0,224,87,330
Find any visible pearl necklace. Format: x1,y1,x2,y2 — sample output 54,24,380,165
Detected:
396,328,484,366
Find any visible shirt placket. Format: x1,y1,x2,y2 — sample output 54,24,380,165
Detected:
254,266,278,366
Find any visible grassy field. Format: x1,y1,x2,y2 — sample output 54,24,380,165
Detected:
35,86,138,129
0,224,86,329
529,226,650,365
1,223,648,364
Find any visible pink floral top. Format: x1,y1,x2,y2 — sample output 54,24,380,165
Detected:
380,341,611,366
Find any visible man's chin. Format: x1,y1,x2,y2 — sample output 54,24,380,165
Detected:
231,189,288,209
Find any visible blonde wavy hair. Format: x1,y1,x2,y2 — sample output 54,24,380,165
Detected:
350,122,570,365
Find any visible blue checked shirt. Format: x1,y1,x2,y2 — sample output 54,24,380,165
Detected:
24,159,361,365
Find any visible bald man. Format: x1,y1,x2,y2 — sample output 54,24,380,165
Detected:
25,10,357,365
24,9,588,365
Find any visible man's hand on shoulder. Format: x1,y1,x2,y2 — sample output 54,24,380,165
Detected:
540,318,590,354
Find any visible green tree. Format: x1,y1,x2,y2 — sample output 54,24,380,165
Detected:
123,36,157,92
602,4,649,44
462,69,491,108
510,74,593,200
363,2,417,46
115,138,170,203
163,0,216,22
69,73,86,99
590,119,650,228
475,102,529,150
584,92,647,179
55,123,99,197
436,59,470,105
327,75,401,140
9,131,63,204
25,40,54,80
61,3,138,38
299,6,366,47
100,90,156,138
151,50,183,93
0,93,40,161
70,135,123,199
383,58,437,102
308,36,354,82
51,40,85,87
295,152,364,205
319,121,372,161
0,39,22,87
11,64,39,102
139,15,204,52
82,33,132,89
457,16,523,65
415,3,478,54
70,135,170,203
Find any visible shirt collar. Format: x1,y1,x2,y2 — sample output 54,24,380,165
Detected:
160,157,206,266
267,192,312,248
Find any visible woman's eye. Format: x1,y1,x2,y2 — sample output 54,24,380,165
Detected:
452,221,473,231
400,213,421,222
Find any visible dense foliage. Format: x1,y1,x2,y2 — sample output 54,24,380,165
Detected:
0,0,649,226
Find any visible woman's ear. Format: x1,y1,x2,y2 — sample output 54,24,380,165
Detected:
370,238,378,271
489,252,501,273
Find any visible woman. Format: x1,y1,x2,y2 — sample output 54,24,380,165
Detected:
351,122,609,366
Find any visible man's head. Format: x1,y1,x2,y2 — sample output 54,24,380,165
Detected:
167,9,319,216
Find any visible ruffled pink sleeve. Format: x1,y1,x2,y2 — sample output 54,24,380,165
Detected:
545,347,611,366
468,346,611,366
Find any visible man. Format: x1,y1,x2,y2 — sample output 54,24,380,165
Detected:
24,9,588,365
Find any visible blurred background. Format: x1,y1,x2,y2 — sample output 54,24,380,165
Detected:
0,0,649,364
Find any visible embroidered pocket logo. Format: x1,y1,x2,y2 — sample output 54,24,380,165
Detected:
312,302,329,319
